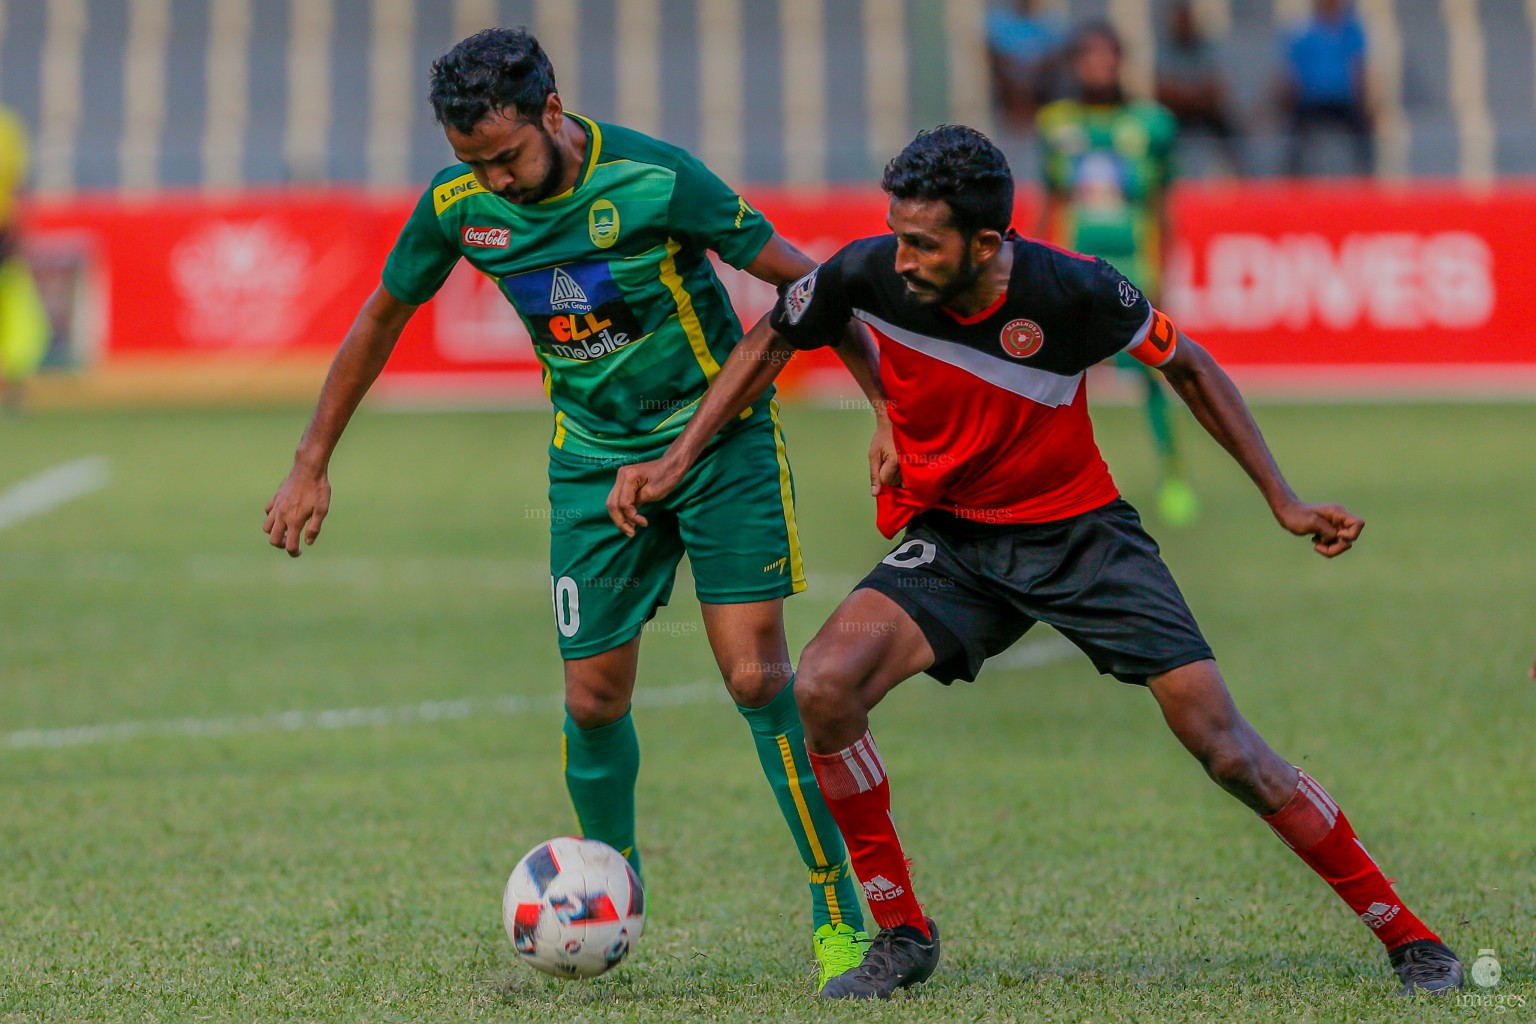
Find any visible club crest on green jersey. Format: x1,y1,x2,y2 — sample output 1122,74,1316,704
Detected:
589,200,620,249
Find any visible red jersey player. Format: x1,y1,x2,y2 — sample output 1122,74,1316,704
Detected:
606,125,1463,1000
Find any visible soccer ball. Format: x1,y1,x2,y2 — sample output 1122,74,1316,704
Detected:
501,837,645,979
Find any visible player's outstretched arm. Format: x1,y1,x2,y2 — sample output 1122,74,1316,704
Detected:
1158,333,1363,558
263,285,420,557
607,313,795,536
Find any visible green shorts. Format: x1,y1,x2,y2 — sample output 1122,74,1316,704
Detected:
546,402,807,659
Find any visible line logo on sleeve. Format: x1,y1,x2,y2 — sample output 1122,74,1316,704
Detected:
999,318,1044,358
782,268,818,326
1118,279,1141,307
462,226,511,248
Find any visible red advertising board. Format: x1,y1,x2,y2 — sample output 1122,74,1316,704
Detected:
24,181,1536,400
28,191,391,358
1166,182,1536,383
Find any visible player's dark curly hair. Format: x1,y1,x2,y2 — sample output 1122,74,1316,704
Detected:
429,28,558,133
880,125,1014,237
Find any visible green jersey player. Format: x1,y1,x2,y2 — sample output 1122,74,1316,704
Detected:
262,28,881,989
1037,21,1198,526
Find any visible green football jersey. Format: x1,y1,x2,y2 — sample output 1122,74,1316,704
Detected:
382,113,775,456
1036,99,1176,294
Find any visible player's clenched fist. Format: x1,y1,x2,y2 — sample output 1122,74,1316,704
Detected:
1273,499,1364,558
263,463,331,558
606,456,685,537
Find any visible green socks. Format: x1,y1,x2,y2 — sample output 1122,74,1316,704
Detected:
737,677,866,933
562,710,642,880
561,681,866,935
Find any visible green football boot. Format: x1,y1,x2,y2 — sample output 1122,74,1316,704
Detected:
813,922,872,992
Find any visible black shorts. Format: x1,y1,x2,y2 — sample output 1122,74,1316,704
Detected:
857,499,1213,686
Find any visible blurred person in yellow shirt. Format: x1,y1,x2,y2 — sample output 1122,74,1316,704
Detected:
0,103,49,412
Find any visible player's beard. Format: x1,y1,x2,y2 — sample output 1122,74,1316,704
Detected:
496,127,567,204
901,248,982,309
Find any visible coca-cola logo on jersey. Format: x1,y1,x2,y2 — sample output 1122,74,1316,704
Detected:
463,226,511,248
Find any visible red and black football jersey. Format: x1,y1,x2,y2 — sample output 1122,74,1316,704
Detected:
771,233,1179,537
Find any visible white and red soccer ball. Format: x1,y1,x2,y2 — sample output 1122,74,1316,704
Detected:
502,837,645,979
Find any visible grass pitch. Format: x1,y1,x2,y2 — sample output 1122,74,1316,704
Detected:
1,399,1531,1022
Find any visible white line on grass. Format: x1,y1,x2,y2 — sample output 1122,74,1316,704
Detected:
995,634,1078,669
2,640,1077,752
3,682,724,750
0,551,857,595
0,457,111,533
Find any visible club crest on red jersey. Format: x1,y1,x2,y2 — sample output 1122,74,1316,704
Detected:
462,225,511,248
999,318,1044,358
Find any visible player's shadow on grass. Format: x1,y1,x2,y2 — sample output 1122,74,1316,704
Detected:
491,950,1384,1009
942,948,1385,994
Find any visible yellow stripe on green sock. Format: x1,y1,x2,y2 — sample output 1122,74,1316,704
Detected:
776,733,828,865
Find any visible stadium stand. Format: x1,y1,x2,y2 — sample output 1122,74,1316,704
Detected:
0,0,1529,190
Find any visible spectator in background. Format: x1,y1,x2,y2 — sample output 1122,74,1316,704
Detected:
987,0,1069,133
1037,22,1198,526
0,103,48,413
1156,0,1243,176
1280,0,1372,176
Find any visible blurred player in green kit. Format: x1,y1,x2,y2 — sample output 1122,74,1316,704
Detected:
0,103,49,413
262,28,881,989
1037,21,1198,525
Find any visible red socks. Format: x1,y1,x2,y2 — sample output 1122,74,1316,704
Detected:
1262,769,1438,950
811,744,1434,951
807,731,930,936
